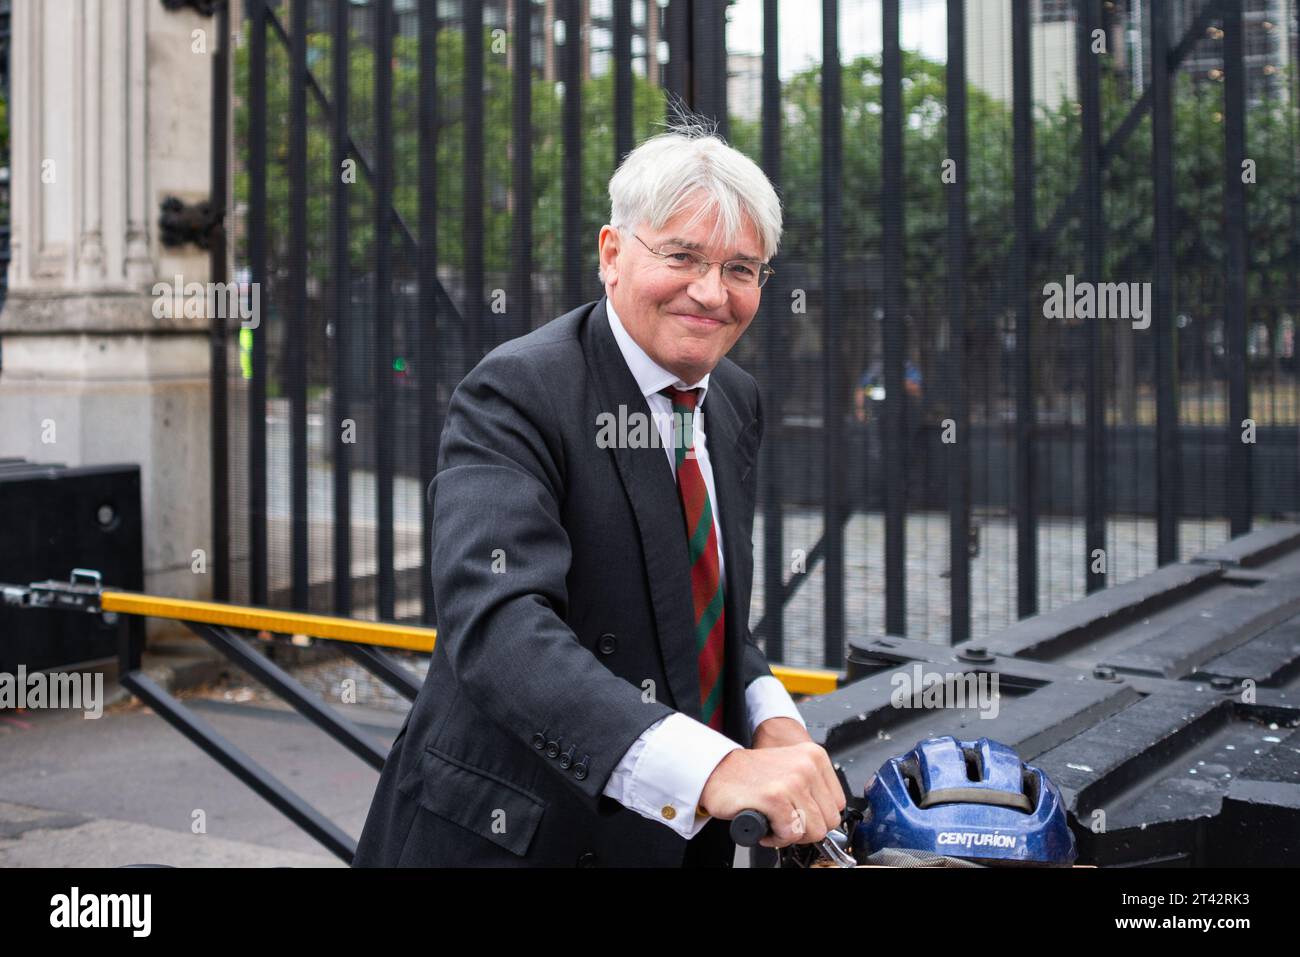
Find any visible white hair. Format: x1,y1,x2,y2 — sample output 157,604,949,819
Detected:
598,110,783,285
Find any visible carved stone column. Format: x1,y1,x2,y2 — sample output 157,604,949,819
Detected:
2,0,217,625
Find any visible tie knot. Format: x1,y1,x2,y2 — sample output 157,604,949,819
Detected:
660,386,700,412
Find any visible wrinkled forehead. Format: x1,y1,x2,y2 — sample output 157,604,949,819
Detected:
647,194,765,261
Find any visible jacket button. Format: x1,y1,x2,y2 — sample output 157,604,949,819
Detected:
598,633,617,655
531,732,546,751
545,739,561,759
577,852,598,868
573,756,590,780
559,745,577,769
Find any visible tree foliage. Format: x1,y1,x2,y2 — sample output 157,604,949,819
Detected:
233,25,1299,407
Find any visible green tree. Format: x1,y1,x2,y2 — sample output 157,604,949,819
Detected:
233,25,1298,417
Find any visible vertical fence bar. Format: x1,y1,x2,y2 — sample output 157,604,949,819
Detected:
759,0,784,661
1012,0,1038,618
1149,0,1179,565
821,0,843,664
1222,0,1250,537
665,0,690,110
375,0,395,619
418,0,439,624
1078,0,1106,592
693,0,711,116
512,0,533,340
289,0,309,611
613,0,633,164
465,1,485,359
249,0,268,607
1292,0,1300,426
945,0,969,643
882,0,905,636
562,0,582,310
716,0,729,141
333,0,353,616
692,0,724,133
210,0,230,603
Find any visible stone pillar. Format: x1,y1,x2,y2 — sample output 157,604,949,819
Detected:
2,0,216,633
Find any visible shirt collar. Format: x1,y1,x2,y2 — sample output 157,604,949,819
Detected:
606,296,711,406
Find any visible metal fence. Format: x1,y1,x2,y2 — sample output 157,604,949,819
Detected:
214,0,1300,669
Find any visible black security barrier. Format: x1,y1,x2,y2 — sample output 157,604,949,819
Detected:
1,576,441,863
805,523,1300,867
2,574,831,862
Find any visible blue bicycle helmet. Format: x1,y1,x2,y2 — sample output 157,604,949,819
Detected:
850,736,1077,866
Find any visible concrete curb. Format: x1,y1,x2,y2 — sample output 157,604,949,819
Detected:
92,642,231,711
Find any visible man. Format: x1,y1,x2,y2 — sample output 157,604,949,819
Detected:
354,119,845,868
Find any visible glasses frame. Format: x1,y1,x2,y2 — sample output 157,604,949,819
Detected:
632,233,776,289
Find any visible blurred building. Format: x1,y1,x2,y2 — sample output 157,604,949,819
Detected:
965,0,1079,111
965,0,1298,111
1171,0,1296,101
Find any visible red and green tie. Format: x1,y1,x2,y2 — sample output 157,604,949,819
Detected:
661,386,725,732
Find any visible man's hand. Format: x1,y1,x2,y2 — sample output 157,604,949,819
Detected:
752,716,812,750
698,741,846,848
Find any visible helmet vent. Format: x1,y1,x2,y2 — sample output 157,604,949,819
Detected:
899,756,925,806
1021,767,1041,809
962,746,984,782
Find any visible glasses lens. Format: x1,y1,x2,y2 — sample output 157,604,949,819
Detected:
659,246,702,269
724,261,764,287
656,243,768,288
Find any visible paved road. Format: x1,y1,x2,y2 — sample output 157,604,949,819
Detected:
0,691,404,867
0,673,763,867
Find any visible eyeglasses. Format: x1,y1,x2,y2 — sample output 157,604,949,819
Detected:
633,234,775,289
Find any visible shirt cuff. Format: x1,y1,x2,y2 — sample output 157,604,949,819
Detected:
602,712,741,840
745,674,808,738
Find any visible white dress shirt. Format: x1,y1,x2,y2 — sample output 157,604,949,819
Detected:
599,297,807,840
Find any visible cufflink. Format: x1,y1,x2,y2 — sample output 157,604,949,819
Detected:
660,805,677,821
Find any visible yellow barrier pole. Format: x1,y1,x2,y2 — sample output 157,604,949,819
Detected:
100,591,437,652
99,590,839,694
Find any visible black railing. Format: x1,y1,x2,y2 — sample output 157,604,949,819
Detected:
219,0,1300,668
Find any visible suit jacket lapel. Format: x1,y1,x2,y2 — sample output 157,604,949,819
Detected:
583,298,703,721
700,369,759,741
583,297,760,734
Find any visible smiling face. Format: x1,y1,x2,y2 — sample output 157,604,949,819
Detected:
598,194,765,384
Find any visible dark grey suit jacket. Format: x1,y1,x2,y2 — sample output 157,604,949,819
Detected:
353,295,773,867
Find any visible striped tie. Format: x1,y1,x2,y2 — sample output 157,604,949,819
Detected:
661,386,725,732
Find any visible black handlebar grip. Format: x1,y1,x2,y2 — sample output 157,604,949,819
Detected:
729,809,770,847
